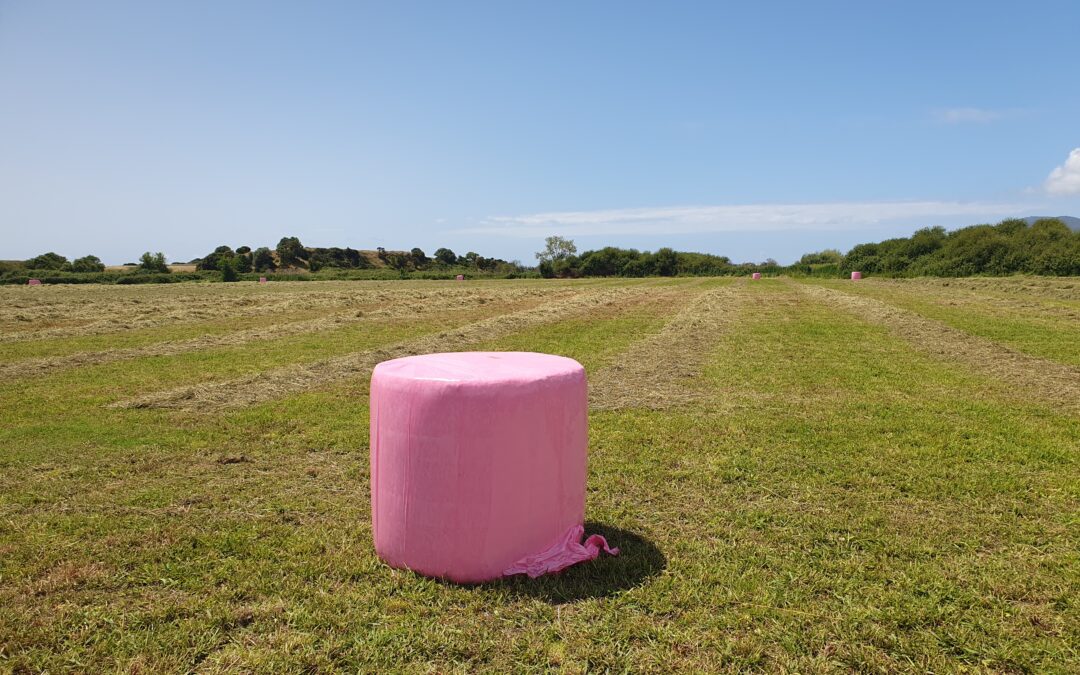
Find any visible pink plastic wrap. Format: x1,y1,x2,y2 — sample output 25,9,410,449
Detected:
502,524,619,578
259,276,267,283
455,274,464,281
27,279,41,286
751,272,761,280
851,271,862,280
370,352,614,583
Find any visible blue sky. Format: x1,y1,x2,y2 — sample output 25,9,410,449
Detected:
2,1,1079,265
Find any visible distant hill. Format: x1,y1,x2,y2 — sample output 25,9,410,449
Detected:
1023,216,1080,232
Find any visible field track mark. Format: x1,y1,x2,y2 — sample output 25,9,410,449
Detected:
589,282,746,410
0,289,568,380
111,286,656,412
793,281,1080,414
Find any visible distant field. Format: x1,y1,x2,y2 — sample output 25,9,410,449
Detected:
1,277,1077,672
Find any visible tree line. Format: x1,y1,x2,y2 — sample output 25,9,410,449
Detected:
834,218,1079,277
1,236,526,283
534,235,783,278
533,218,1080,278
190,237,524,279
4,218,1078,284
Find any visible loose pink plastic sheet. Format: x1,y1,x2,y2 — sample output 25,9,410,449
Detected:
370,352,615,583
503,524,619,578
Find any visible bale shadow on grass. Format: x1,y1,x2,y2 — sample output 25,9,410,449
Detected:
478,522,666,604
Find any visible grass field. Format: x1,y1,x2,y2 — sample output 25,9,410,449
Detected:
1,277,1077,673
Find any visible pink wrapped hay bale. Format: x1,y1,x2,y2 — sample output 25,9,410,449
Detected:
370,351,617,583
456,274,465,281
751,272,761,280
259,276,267,283
27,279,42,286
851,271,862,280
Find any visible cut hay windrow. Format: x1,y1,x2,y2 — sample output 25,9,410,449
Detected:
110,286,656,412
0,288,381,342
0,285,560,343
895,276,1080,302
793,282,1080,414
589,282,747,410
850,278,1080,320
0,289,570,380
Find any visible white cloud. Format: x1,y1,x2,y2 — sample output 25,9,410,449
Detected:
1045,148,1080,195
935,107,1007,124
456,201,1029,238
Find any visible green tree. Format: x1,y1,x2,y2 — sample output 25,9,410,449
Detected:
234,252,253,273
433,247,457,266
410,247,428,268
551,257,580,278
196,245,235,271
220,256,239,282
276,237,306,268
344,247,365,268
535,236,577,263
385,252,409,271
71,255,105,273
138,252,170,273
798,249,844,265
27,252,70,270
252,247,276,272
653,247,678,276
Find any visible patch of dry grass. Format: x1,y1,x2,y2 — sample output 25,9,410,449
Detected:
0,288,571,380
589,281,747,410
856,277,1080,321
0,282,563,343
896,275,1080,301
110,285,657,412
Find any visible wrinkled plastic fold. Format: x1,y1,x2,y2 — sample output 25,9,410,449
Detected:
503,524,619,578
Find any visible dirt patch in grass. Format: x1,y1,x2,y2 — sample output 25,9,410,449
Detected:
0,289,567,380
111,286,655,412
589,283,747,410
793,282,1080,415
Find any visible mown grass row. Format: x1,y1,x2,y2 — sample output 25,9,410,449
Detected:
814,278,1080,367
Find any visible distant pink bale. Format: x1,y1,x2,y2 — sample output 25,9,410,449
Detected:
259,276,267,283
456,274,464,281
27,279,41,286
370,351,616,583
851,271,863,280
751,272,762,280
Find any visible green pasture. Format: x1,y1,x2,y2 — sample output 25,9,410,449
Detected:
0,277,1076,673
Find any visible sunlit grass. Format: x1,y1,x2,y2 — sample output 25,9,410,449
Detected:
0,277,1076,672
